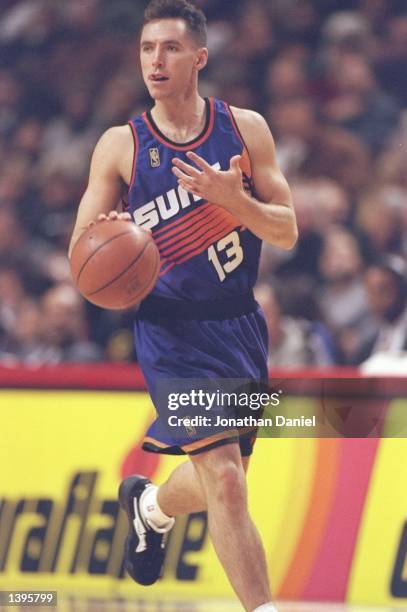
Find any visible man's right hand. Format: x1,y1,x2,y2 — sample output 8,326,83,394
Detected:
86,210,132,228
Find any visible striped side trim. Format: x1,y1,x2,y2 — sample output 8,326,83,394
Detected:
143,436,170,449
181,429,239,453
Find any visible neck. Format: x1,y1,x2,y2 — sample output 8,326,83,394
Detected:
151,92,207,142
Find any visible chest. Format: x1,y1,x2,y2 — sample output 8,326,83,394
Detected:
128,138,241,232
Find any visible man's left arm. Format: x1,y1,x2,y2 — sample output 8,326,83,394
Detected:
172,108,298,249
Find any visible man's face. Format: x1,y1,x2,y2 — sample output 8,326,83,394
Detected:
140,18,205,100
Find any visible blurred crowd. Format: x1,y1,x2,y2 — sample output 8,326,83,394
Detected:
0,0,406,370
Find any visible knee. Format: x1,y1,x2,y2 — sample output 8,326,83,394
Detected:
204,460,247,506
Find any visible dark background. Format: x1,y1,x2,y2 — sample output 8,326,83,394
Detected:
0,0,406,368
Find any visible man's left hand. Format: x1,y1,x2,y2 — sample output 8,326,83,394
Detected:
172,151,244,211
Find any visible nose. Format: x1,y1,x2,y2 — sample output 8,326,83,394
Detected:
152,48,164,68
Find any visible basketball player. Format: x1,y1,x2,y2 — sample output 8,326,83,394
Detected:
69,1,297,610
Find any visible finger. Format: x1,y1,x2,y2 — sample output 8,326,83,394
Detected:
178,180,199,195
230,155,242,171
172,157,202,178
186,151,213,172
108,211,119,219
86,220,96,228
118,212,131,220
178,179,200,197
172,166,197,183
173,171,201,195
97,214,108,221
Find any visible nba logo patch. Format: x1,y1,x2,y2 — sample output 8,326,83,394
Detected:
184,416,196,437
149,148,160,168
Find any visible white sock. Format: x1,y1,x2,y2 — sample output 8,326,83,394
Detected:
253,604,278,612
140,485,175,533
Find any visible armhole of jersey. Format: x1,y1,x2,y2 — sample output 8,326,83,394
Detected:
128,121,139,192
224,103,253,168
224,102,245,146
225,103,255,197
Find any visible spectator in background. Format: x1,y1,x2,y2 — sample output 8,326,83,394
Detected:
270,179,323,280
0,205,66,296
228,1,274,65
0,206,27,267
0,70,22,137
318,227,374,365
322,52,400,153
356,185,406,257
0,0,406,369
15,283,103,364
374,14,407,107
308,177,350,230
30,172,79,248
39,89,99,180
0,266,27,355
360,256,407,367
376,140,407,191
265,54,309,104
269,97,372,195
321,10,372,55
265,178,350,283
2,298,42,363
212,1,275,109
255,282,334,368
0,155,31,209
94,72,141,128
10,117,44,161
270,0,320,47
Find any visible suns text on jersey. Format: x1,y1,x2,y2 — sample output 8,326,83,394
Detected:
133,162,221,230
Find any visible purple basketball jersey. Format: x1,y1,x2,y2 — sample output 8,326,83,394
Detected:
126,97,262,301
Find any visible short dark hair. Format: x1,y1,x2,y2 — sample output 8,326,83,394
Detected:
143,0,207,47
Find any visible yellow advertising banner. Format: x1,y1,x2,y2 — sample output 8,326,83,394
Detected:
0,388,406,605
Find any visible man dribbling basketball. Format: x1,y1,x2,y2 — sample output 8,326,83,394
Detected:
69,1,297,610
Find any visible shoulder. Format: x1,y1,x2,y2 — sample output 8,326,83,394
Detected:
229,106,276,157
95,125,133,153
91,125,134,181
229,106,269,132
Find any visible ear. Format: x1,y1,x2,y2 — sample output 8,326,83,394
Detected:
196,47,208,71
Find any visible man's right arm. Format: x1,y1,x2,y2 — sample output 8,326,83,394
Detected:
68,126,133,258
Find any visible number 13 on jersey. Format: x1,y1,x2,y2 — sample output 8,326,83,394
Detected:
208,230,244,282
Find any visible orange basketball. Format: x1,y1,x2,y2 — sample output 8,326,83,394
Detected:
70,220,160,309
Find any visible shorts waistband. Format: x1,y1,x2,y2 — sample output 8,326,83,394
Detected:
137,291,257,321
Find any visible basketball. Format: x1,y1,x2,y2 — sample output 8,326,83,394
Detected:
70,220,160,309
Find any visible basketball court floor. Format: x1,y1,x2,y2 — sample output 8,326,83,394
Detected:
18,597,403,612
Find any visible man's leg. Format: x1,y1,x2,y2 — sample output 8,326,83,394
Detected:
157,453,250,515
158,443,272,612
